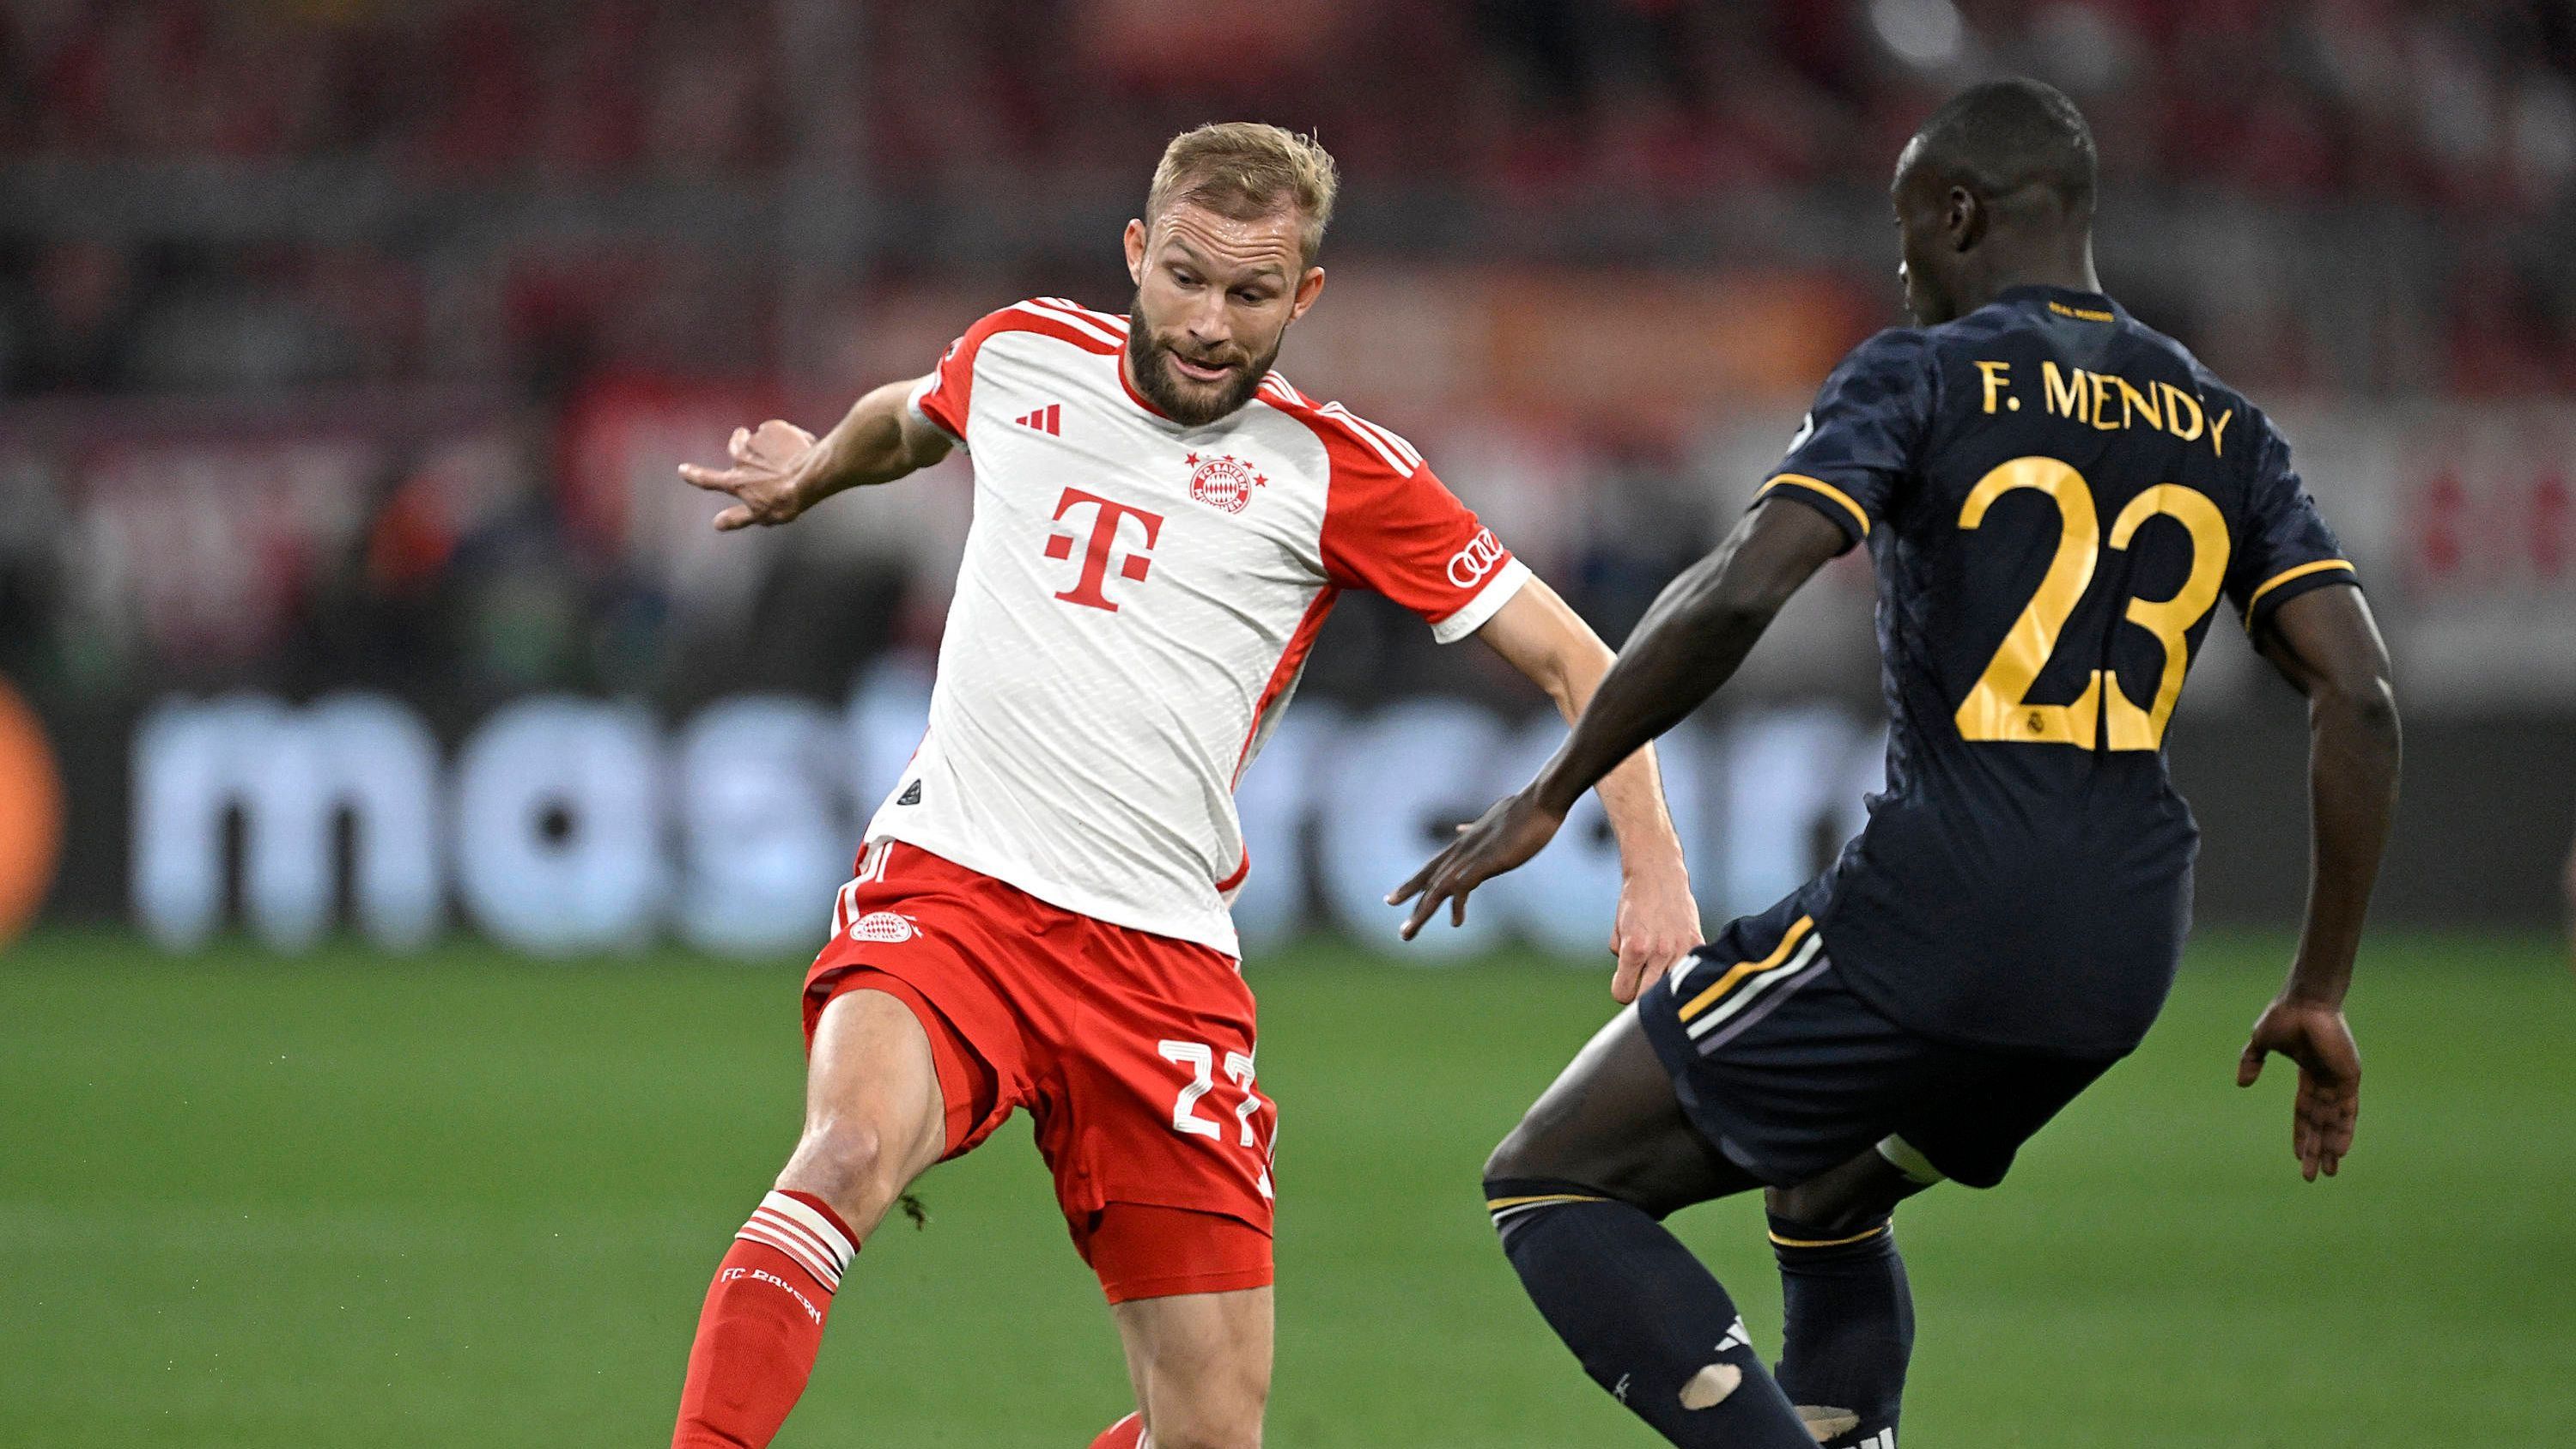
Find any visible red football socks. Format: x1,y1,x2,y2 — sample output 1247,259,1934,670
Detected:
672,1190,860,1448
1088,1411,1146,1449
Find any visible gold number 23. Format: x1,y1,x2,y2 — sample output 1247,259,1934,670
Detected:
1952,457,2229,751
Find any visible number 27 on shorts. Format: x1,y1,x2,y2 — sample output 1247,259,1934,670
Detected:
1158,1038,1275,1199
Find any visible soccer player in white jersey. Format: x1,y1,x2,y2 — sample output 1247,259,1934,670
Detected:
665,123,1702,1449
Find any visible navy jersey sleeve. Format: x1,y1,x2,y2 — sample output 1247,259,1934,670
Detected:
2224,410,2360,633
1758,327,1938,551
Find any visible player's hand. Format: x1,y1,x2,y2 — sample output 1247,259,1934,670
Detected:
679,420,821,530
1387,790,1565,941
2236,994,2360,1181
1608,860,1701,1004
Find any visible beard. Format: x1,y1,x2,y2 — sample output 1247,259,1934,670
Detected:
1124,296,1284,427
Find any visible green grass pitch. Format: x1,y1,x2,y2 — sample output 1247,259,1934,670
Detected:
4,929,2571,1446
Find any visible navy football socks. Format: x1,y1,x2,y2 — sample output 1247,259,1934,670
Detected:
1769,1212,1913,1447
1486,1178,1818,1446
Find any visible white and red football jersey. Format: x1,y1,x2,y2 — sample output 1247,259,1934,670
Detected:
866,296,1530,956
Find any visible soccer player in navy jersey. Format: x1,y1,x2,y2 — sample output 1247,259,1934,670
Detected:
1392,79,2401,1447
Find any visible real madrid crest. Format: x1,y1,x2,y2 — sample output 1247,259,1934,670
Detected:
1184,452,1266,514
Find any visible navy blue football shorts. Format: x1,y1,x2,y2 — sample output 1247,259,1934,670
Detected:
1636,892,2119,1190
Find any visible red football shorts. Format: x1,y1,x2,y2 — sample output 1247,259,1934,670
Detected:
802,841,1277,1304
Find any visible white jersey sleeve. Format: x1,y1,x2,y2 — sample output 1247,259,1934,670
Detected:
1272,380,1532,642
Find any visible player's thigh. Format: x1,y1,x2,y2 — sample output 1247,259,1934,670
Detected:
1038,924,1279,1261
1485,1006,1757,1215
1112,1285,1272,1449
778,988,951,1238
1884,1044,2117,1190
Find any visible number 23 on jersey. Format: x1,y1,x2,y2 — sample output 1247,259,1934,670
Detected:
1953,456,2230,752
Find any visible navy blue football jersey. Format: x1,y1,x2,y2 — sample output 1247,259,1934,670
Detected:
1763,285,2357,1058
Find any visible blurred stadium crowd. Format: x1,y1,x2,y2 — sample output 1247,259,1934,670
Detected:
3,1,2573,399
1,3,2573,947
3,1,2572,709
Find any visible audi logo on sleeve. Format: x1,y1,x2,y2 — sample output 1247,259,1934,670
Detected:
1447,529,1508,588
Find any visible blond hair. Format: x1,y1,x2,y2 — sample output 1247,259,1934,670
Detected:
1145,122,1340,262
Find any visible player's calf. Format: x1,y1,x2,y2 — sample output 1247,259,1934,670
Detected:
1766,1211,1910,1447
1477,1015,1815,1445
672,1190,859,1449
1764,1143,1936,1448
1133,1405,1259,1449
671,989,952,1449
1109,1285,1272,1449
1484,1174,1820,1446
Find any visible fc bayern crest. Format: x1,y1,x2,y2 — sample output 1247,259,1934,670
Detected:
849,910,916,944
1185,453,1266,514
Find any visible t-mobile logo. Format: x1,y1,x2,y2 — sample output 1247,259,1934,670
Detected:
1043,487,1164,612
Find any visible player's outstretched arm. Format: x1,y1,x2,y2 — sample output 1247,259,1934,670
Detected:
1466,577,1703,1001
2238,584,2400,1181
678,375,953,531
1391,497,1846,941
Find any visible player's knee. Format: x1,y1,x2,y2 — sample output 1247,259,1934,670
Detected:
781,1118,898,1217
1483,1111,1631,1206
1764,1179,1890,1240
1483,1113,1577,1189
1481,1127,1532,1186
1767,1142,1933,1237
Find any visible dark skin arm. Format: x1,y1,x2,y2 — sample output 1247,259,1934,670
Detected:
2237,583,2400,1181
1390,497,1849,935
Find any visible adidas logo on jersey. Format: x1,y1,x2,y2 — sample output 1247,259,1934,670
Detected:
1015,403,1062,435
1716,1317,1752,1355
